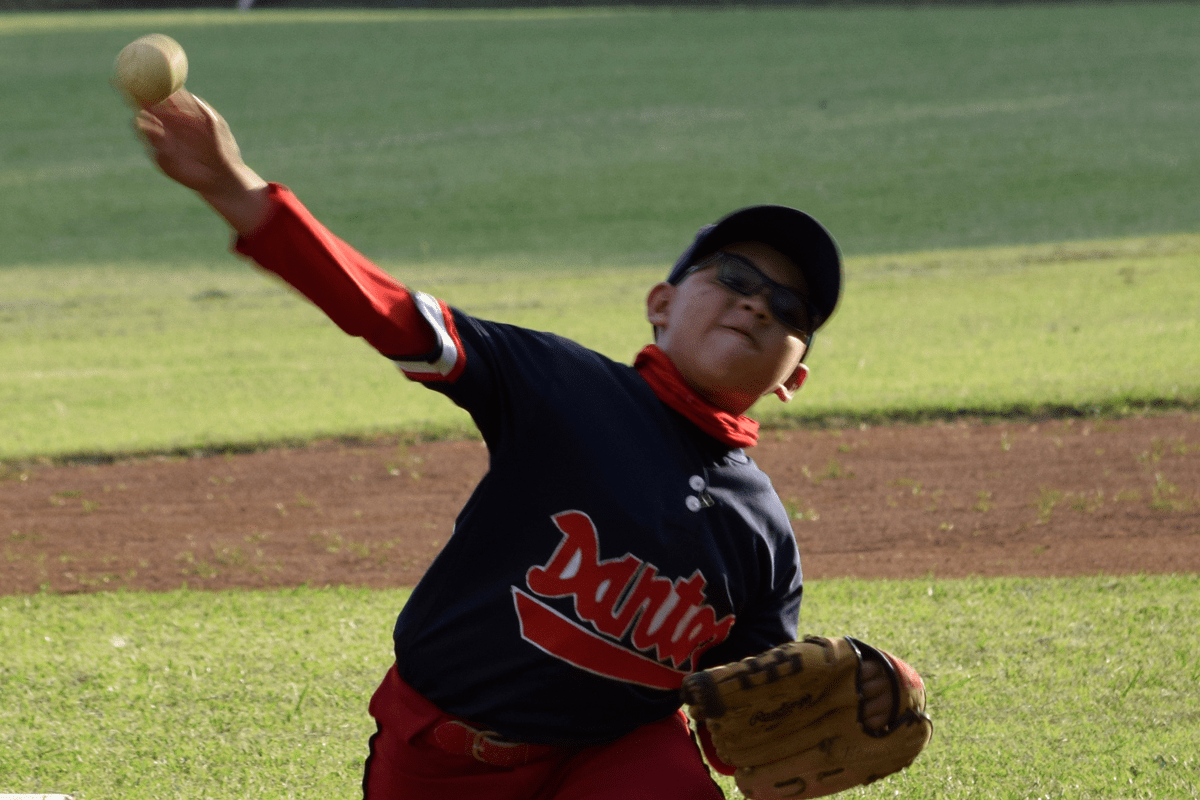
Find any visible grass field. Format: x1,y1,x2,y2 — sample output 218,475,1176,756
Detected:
4,4,1200,268
3,5,1199,799
3,576,1199,799
3,233,1198,460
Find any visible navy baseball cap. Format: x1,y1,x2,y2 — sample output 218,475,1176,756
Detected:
667,205,843,333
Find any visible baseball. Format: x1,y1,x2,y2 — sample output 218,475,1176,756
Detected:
113,33,188,107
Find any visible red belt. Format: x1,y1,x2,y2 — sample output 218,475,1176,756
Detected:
431,720,565,768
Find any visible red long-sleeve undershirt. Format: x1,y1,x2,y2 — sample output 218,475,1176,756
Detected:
234,183,436,359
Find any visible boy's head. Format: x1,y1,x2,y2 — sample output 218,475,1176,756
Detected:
647,206,842,416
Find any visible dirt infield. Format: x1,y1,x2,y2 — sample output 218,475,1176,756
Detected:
2,413,1197,596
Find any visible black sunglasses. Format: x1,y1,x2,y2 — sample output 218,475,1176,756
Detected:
680,251,819,337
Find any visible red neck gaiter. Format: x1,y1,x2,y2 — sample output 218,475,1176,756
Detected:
633,345,759,449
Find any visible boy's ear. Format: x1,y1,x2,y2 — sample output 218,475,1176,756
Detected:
774,363,810,402
646,282,675,328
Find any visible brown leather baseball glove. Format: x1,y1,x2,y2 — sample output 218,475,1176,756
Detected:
680,635,932,800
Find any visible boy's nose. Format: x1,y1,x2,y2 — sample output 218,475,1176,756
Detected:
739,290,772,320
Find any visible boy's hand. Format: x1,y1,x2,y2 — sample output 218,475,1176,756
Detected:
681,636,932,799
134,90,270,235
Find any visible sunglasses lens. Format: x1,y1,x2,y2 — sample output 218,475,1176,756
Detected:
716,259,762,295
716,256,813,335
769,293,812,334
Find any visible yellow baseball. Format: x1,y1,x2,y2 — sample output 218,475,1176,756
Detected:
113,33,188,107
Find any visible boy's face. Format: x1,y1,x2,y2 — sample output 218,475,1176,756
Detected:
647,241,810,415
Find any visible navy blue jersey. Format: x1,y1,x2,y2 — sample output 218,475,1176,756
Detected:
235,186,804,750
391,298,803,747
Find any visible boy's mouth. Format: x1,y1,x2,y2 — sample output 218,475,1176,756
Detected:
721,324,759,348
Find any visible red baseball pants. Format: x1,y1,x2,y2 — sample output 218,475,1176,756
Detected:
362,664,725,800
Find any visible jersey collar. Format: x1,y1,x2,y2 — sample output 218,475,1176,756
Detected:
634,345,759,449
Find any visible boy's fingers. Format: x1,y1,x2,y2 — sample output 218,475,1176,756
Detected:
189,93,219,119
859,662,893,732
145,91,207,130
134,109,163,138
862,681,890,704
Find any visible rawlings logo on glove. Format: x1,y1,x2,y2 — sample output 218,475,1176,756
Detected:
680,636,933,800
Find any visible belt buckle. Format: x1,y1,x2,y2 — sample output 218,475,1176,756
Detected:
471,728,502,763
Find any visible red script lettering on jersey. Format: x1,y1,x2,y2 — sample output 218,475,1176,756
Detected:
513,510,735,689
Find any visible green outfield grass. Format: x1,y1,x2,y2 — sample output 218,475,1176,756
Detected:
3,575,1198,799
3,4,1199,269
3,233,1197,461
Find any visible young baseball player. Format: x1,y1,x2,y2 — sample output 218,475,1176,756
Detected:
133,91,904,800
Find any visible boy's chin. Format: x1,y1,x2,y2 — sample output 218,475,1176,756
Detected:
693,377,770,415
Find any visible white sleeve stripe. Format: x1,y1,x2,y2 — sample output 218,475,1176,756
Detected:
389,291,461,378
